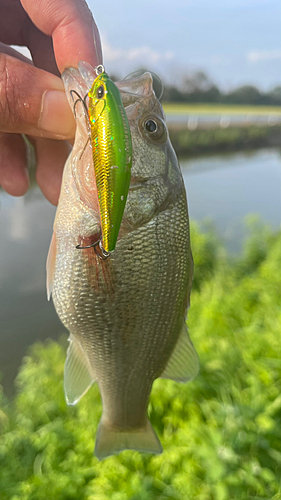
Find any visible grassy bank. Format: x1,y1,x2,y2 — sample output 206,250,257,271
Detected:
169,124,281,157
163,103,281,116
1,220,281,498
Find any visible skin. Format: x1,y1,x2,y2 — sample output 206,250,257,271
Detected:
0,0,102,204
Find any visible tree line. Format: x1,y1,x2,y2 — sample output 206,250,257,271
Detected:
161,71,281,106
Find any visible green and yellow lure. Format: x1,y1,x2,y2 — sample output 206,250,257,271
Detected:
88,66,132,255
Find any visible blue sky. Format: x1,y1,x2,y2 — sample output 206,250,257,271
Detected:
88,0,281,90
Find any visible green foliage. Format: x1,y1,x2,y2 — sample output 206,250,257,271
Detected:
2,222,281,498
169,125,281,157
163,103,281,116
162,69,281,106
190,221,226,291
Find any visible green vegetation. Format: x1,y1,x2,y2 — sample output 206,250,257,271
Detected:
161,70,281,106
169,124,281,157
163,103,281,116
2,220,281,499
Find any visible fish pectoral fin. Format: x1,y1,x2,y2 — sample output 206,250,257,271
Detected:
46,231,57,301
161,323,199,382
94,418,162,460
64,334,95,405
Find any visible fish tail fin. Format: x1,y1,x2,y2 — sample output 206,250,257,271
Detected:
94,418,163,460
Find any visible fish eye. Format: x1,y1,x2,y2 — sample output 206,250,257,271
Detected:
145,119,157,133
97,85,104,99
141,115,166,144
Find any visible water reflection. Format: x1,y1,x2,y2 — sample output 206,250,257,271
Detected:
0,187,65,394
166,113,281,127
181,148,281,252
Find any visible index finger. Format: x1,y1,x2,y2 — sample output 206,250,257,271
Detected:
20,0,102,73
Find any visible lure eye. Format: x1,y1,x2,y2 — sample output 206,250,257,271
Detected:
145,119,157,133
97,85,105,99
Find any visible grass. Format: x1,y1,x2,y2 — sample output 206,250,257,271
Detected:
1,220,281,498
163,103,281,116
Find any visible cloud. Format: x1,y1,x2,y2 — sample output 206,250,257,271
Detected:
247,49,281,63
102,35,174,65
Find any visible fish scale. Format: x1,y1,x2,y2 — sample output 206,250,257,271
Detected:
53,194,190,421
47,64,199,459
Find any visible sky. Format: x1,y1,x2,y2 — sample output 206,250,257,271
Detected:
88,0,281,91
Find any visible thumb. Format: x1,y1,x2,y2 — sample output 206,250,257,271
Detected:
0,53,75,139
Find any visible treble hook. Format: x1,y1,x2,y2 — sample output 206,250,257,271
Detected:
70,90,88,119
69,89,91,159
76,239,111,260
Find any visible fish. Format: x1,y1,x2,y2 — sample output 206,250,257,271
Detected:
86,65,132,255
46,61,199,460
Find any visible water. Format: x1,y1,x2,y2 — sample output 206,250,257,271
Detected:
181,148,281,252
0,148,280,393
166,113,281,128
0,190,61,392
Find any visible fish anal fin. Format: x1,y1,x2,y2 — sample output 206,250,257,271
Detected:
46,231,57,301
95,418,162,460
161,323,199,383
64,334,95,405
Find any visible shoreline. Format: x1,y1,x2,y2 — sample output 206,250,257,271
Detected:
168,124,281,157
163,103,281,116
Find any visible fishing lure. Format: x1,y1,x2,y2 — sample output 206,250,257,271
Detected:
85,65,132,256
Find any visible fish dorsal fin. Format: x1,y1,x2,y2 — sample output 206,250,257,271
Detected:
161,323,199,382
64,335,95,405
46,231,57,301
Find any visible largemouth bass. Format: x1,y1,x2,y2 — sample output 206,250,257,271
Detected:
47,62,199,459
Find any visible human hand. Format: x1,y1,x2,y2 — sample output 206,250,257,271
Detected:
0,0,102,204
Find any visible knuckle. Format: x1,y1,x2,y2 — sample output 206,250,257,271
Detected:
0,55,14,128
0,55,19,129
0,54,38,132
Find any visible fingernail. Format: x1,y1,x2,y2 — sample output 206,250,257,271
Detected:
38,90,76,138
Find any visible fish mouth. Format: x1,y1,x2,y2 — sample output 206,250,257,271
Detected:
116,72,155,106
62,65,159,132
62,65,155,110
